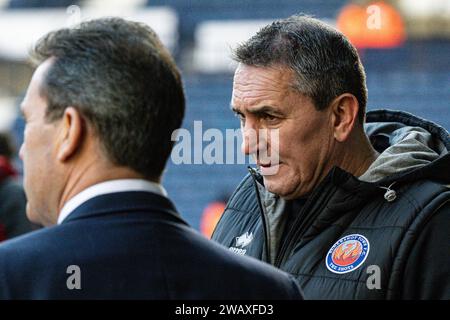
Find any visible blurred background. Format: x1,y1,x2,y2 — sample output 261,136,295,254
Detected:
0,0,448,237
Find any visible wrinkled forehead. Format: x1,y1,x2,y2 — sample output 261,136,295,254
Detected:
233,64,296,88
232,64,296,105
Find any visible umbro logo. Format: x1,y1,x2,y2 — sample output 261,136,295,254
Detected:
229,231,254,256
235,232,254,248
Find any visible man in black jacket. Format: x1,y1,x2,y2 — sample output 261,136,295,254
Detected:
212,15,449,299
0,18,303,300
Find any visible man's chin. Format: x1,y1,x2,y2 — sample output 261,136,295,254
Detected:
26,203,50,227
26,207,40,225
262,178,306,199
263,178,289,197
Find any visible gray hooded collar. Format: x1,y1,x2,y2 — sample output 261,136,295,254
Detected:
362,109,449,184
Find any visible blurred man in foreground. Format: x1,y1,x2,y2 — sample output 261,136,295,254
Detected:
0,133,32,241
0,18,303,300
212,15,450,299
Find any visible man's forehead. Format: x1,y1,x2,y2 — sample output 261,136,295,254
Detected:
234,64,293,83
20,59,53,113
32,58,54,84
233,64,296,91
231,65,297,110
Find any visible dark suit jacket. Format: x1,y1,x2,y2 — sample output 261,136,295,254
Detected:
0,191,302,299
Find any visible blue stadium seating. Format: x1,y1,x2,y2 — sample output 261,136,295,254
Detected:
8,0,79,8
146,0,348,44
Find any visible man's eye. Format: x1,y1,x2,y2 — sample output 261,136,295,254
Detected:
262,114,277,122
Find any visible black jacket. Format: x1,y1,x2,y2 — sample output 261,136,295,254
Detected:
0,191,303,299
212,110,450,300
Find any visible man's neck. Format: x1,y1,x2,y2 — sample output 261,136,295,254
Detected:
336,132,379,178
57,158,146,219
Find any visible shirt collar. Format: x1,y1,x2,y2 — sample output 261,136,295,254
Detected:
57,179,167,224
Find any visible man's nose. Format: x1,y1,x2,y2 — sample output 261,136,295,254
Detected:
241,120,257,155
241,121,268,156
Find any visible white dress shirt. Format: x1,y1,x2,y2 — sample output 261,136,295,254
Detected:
57,179,168,224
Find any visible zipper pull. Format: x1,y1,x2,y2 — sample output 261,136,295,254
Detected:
380,182,397,202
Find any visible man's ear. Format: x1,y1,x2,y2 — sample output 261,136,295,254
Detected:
56,107,84,162
330,94,360,142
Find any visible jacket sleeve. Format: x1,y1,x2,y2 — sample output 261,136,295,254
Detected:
400,200,450,299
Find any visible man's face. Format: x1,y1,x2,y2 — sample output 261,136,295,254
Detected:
232,64,335,199
19,59,62,226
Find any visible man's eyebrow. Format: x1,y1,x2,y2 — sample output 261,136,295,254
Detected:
230,105,284,116
250,105,284,116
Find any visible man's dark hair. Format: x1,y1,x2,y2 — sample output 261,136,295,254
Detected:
0,133,14,159
30,17,185,180
234,15,367,123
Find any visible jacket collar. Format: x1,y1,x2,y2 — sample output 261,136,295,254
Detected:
364,109,450,184
366,109,450,150
62,191,181,224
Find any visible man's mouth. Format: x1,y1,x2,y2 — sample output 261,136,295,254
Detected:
258,162,271,168
257,160,281,167
257,161,281,175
